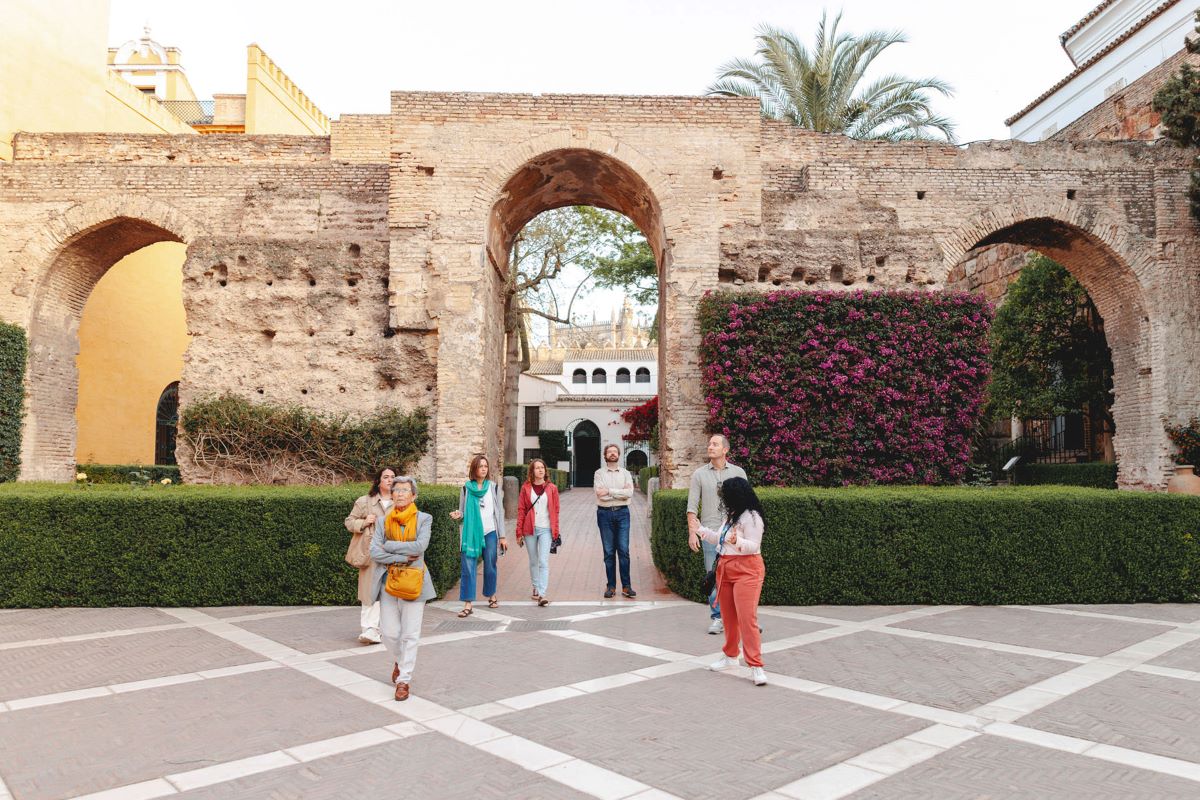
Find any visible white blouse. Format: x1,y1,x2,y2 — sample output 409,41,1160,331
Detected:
697,510,763,556
480,488,497,534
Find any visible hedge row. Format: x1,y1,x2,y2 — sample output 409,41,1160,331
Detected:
1015,462,1118,489
503,464,570,491
0,322,26,483
651,487,1200,605
77,464,183,485
639,465,659,494
0,483,461,607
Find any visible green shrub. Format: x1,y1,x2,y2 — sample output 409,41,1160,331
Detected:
180,393,429,484
77,464,183,485
502,464,570,491
1166,418,1200,467
1014,462,1117,489
537,431,569,467
639,465,659,494
651,486,1200,605
0,322,26,483
0,483,461,607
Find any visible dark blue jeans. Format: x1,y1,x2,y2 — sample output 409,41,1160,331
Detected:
459,532,498,601
596,506,631,590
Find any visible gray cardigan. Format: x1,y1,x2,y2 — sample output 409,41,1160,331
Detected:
370,510,436,603
457,480,505,541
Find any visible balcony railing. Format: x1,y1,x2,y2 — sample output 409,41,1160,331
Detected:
160,100,214,126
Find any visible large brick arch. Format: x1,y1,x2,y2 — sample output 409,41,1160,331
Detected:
20,198,204,481
939,205,1167,488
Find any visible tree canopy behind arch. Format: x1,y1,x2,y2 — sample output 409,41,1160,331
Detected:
707,12,956,142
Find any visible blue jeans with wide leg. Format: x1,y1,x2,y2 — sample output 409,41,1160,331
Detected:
459,531,498,601
596,506,631,590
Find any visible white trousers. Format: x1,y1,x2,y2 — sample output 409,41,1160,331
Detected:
359,600,380,633
379,594,425,683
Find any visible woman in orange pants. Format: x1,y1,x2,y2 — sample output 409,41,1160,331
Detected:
698,476,767,686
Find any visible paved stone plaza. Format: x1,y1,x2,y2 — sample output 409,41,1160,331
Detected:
3,597,1200,799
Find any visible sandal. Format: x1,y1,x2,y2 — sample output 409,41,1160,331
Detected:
457,607,473,618
538,597,550,607
488,598,499,609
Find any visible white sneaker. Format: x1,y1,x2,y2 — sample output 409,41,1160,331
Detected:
750,667,767,686
359,629,381,645
707,618,724,635
708,655,737,671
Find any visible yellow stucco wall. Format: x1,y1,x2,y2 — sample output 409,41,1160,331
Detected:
245,45,330,134
75,244,190,465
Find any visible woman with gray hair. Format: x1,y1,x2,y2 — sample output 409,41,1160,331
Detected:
370,474,435,702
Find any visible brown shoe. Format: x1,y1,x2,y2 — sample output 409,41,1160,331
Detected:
394,681,410,701
391,662,399,683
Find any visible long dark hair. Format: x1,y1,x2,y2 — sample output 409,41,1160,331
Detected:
721,477,765,528
369,467,396,498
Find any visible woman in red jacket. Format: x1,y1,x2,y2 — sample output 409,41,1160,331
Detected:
516,457,560,606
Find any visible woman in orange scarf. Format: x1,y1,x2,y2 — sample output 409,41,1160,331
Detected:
369,475,435,701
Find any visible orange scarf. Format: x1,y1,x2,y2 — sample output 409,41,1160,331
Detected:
385,502,418,542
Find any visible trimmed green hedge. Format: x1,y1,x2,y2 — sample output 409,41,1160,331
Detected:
77,464,183,485
639,465,659,494
1015,462,1118,489
651,487,1200,605
503,464,569,491
0,483,461,607
0,322,26,483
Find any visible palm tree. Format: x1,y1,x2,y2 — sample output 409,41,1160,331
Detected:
708,12,956,142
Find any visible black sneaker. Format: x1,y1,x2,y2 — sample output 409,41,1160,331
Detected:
604,588,616,598
622,587,637,598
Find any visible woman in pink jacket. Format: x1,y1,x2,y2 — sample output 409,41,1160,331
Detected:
516,458,560,606
697,476,767,686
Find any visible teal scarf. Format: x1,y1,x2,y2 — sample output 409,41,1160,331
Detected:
461,480,491,558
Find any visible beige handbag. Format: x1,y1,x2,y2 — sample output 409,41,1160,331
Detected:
344,525,372,569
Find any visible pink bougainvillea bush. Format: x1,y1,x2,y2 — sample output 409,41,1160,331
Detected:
699,289,992,487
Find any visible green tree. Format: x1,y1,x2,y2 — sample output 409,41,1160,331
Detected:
707,12,955,142
1151,11,1200,222
987,255,1114,435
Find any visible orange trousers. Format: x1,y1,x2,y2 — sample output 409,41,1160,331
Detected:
716,554,765,667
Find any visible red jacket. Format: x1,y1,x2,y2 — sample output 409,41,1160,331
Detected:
516,481,560,539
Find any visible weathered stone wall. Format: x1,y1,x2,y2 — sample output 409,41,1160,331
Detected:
1,95,1197,489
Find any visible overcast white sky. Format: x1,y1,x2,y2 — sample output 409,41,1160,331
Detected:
108,0,1098,334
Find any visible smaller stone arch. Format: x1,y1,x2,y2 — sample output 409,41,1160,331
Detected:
20,197,202,481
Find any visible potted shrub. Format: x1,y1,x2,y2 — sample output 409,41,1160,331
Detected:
1165,418,1200,495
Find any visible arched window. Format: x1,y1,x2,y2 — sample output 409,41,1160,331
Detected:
155,381,179,466
616,368,631,384
572,369,587,384
635,367,651,383
592,368,607,384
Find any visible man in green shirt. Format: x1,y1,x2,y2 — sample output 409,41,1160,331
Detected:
686,434,747,634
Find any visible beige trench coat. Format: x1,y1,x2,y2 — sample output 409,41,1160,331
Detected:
345,494,389,604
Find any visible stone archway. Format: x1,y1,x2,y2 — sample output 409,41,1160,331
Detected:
942,212,1165,488
430,145,672,484
21,206,195,481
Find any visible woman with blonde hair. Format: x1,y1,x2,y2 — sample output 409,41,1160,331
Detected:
369,475,435,701
516,457,560,606
449,454,505,617
344,466,394,643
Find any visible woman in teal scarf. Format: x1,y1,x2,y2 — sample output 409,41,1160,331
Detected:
449,454,506,617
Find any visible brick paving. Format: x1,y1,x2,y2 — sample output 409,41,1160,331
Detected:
3,601,1200,798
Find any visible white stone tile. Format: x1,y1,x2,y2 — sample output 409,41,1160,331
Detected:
891,702,986,730
388,694,456,722
497,685,586,711
632,661,700,679
155,607,214,624
972,705,1027,723
459,702,510,720
539,758,649,800
1133,664,1200,683
166,751,297,791
1033,662,1123,695
906,724,980,750
977,687,1065,715
284,728,397,762
477,735,573,771
847,738,943,774
569,672,646,694
624,789,686,800
71,778,177,800
109,674,200,694
382,720,429,738
422,714,509,745
1084,743,1200,782
8,686,111,710
775,763,886,800
290,662,371,688
765,673,831,694
339,678,396,704
983,722,1095,754
815,686,906,711
195,661,280,680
